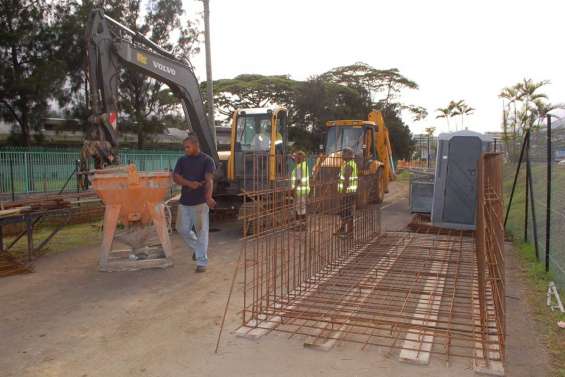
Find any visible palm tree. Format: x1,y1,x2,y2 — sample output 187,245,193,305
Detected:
452,100,475,130
515,79,549,134
499,85,521,160
531,100,565,129
435,108,450,131
436,102,456,132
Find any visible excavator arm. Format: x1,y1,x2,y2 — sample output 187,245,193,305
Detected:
83,9,218,172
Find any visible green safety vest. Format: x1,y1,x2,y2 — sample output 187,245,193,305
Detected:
291,161,310,195
338,160,358,193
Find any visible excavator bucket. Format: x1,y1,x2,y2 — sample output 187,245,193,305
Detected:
91,164,173,272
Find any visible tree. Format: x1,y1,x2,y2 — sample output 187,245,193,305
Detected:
319,62,419,113
55,0,201,149
51,0,96,131
435,101,457,131
293,76,371,136
319,63,420,158
208,74,299,116
452,100,475,130
117,0,200,148
0,0,67,145
411,106,428,122
498,78,565,161
380,106,414,160
499,85,519,157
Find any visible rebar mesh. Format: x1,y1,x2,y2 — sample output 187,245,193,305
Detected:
238,152,504,367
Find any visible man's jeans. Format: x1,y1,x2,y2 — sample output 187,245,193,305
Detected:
177,203,209,267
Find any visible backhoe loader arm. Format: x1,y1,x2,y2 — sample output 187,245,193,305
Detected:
83,9,218,171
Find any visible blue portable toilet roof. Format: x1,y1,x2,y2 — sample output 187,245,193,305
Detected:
437,130,494,142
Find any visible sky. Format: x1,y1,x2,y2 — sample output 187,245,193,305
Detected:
184,0,564,135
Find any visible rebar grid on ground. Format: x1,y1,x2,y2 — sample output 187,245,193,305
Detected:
238,152,504,367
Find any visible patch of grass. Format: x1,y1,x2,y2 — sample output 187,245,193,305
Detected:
395,170,410,182
5,222,102,259
511,239,565,376
503,163,565,375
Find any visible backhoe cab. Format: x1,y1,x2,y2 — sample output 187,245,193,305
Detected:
313,110,395,205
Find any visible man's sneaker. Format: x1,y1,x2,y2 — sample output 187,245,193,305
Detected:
195,265,207,273
192,252,196,261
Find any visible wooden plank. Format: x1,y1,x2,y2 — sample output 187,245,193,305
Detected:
304,235,411,350
235,314,283,339
100,256,172,272
398,243,449,365
0,206,31,217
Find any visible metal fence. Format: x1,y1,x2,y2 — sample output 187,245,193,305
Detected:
0,148,182,197
504,115,565,291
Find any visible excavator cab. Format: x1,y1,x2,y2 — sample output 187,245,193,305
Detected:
227,107,288,187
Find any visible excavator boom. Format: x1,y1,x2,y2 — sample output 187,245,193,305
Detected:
84,9,218,170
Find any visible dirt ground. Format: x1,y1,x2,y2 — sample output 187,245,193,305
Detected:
0,182,551,377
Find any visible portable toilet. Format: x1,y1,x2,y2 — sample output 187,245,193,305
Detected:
431,130,493,230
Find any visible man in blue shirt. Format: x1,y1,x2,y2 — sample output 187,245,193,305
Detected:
173,136,216,272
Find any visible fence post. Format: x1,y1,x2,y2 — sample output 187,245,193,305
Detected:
526,147,540,261
504,129,530,227
524,135,529,242
10,158,15,201
24,151,30,193
75,160,80,194
545,115,551,273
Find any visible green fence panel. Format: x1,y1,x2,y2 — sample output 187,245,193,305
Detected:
0,148,183,196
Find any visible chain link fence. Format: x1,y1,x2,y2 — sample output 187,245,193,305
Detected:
504,115,565,291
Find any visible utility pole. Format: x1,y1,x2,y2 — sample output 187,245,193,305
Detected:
203,0,216,144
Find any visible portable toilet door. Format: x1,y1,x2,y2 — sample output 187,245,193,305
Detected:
431,130,493,230
442,135,482,225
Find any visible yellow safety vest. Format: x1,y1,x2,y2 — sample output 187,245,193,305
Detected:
338,160,358,193
291,161,310,195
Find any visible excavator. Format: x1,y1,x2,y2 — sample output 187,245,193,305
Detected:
83,9,287,213
312,110,395,206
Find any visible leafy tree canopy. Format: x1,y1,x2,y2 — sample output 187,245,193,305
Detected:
205,74,299,116
0,0,67,145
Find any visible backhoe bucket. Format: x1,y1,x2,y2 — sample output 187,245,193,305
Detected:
91,164,173,272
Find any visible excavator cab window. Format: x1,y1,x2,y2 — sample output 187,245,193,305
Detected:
325,126,364,156
236,114,272,152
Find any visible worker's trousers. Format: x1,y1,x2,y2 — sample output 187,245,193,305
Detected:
177,203,209,267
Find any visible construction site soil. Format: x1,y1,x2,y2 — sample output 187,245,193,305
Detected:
0,182,550,377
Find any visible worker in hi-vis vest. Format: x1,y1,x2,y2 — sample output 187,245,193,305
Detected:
336,147,358,237
291,151,310,230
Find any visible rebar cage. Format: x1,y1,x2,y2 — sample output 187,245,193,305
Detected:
237,152,505,370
